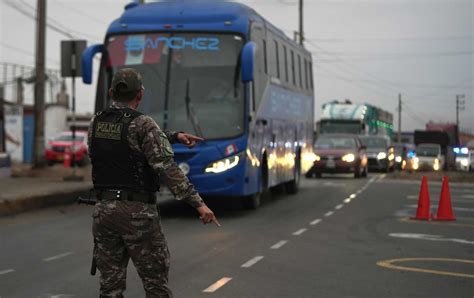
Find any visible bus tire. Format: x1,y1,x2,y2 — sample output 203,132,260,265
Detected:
243,193,261,210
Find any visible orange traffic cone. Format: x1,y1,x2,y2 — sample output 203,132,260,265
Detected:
433,176,456,221
63,148,71,168
411,176,431,220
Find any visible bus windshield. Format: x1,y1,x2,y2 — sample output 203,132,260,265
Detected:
105,33,244,139
320,120,362,135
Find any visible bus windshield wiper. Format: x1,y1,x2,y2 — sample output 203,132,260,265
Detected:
184,78,204,138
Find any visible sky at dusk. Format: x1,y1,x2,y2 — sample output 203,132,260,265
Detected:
1,0,472,132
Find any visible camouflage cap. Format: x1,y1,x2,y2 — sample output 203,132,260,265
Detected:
111,68,143,93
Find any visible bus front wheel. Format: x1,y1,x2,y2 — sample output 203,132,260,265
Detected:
285,155,301,194
243,193,261,210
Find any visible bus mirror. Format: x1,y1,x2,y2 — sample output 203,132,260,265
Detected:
241,41,256,83
82,44,104,84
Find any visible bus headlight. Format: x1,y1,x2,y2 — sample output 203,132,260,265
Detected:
395,156,402,163
377,152,387,160
412,157,419,170
461,159,469,167
342,153,355,163
205,153,242,174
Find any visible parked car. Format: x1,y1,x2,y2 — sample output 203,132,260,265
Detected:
412,143,444,171
306,134,368,178
45,131,89,166
358,135,395,172
454,147,471,172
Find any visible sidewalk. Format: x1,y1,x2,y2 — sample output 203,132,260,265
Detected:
0,164,92,216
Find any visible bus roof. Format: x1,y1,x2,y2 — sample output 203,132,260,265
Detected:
109,1,257,35
107,1,306,51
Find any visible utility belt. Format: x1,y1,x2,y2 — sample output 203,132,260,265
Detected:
96,189,157,204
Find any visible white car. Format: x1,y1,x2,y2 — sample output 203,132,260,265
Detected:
454,147,472,172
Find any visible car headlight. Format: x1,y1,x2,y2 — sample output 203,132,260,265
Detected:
342,153,355,162
71,144,83,152
377,152,387,160
395,156,402,163
461,159,469,167
205,153,242,174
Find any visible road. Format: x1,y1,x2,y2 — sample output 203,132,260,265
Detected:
1,174,473,297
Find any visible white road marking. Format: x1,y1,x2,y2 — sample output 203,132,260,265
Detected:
49,295,75,298
324,211,334,217
203,277,232,293
389,233,474,245
241,256,264,268
270,240,288,249
292,228,307,236
349,194,357,199
356,190,362,194
407,195,418,199
380,174,386,179
462,194,474,199
310,218,322,225
43,252,74,262
344,198,352,203
335,204,344,210
0,269,14,275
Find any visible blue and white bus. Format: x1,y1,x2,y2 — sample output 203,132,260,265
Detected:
82,0,315,208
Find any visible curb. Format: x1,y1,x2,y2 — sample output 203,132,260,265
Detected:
0,187,90,217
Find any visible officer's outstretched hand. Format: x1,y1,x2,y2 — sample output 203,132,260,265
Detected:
177,133,204,148
196,204,221,227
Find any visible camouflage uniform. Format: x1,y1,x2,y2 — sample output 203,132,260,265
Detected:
88,70,203,298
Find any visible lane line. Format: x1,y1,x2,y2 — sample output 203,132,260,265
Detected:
324,211,334,217
349,194,357,199
43,252,74,262
356,190,362,194
310,218,322,225
292,228,307,236
270,240,288,250
335,204,344,210
203,277,232,293
0,269,14,275
241,256,264,268
377,258,474,279
344,198,352,204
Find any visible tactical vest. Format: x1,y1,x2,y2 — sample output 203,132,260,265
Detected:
90,108,159,193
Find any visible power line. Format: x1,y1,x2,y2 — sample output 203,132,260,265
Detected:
306,36,473,43
5,0,101,42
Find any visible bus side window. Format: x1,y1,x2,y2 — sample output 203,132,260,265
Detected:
283,45,288,83
263,39,268,75
298,55,303,89
274,40,280,79
304,59,309,90
309,61,314,90
291,50,296,86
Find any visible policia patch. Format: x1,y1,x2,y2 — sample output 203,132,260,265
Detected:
95,122,123,140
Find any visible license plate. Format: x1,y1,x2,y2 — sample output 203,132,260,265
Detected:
326,160,335,168
56,155,64,161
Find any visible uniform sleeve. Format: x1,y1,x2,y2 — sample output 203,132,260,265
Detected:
130,116,204,208
87,115,95,159
163,129,180,144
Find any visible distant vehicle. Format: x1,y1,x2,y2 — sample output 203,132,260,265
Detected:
81,1,315,209
45,131,88,166
414,130,454,170
306,134,368,178
358,135,394,172
317,100,393,136
392,143,415,170
412,143,444,171
454,147,471,172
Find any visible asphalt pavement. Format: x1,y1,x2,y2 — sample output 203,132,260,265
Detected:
1,173,473,297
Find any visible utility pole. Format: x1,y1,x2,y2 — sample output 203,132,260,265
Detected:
299,0,304,45
0,84,5,153
456,94,465,145
33,0,47,167
397,93,401,143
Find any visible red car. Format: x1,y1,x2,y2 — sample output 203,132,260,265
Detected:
306,134,368,178
45,131,89,166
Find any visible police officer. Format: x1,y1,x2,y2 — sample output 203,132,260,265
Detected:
88,68,220,298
